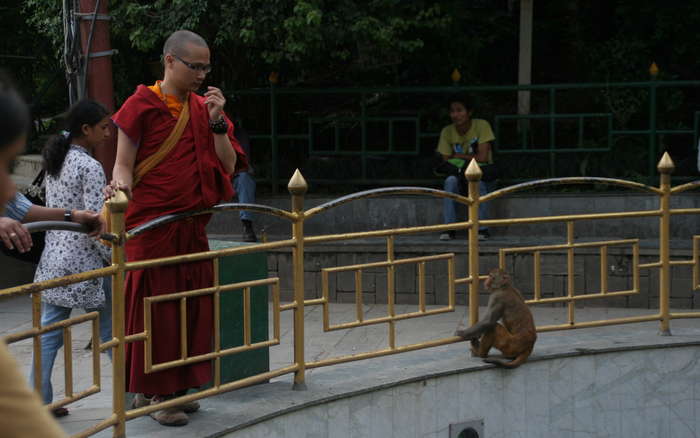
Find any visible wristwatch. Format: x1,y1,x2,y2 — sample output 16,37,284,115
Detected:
64,209,72,222
209,116,229,134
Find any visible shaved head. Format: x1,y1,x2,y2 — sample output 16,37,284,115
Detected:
163,30,208,57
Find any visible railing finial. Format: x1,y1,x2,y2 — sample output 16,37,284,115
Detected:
649,62,659,78
657,152,675,174
451,68,461,84
288,169,308,195
465,158,483,181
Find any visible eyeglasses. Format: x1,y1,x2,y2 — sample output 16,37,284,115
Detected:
171,53,212,74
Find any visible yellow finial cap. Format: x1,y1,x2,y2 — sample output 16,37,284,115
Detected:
649,62,659,78
288,169,308,194
657,152,675,174
451,68,461,83
465,159,483,181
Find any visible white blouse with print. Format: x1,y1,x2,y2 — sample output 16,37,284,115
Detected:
34,145,111,309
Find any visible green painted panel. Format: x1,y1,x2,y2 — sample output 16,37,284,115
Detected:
209,240,269,383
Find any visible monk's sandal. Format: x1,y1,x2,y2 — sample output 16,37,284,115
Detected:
178,400,200,414
149,396,189,427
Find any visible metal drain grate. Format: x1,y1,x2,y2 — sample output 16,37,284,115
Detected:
449,419,484,438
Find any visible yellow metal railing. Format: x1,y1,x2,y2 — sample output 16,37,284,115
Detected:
2,152,700,437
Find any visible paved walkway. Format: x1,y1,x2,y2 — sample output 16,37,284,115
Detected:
1,294,699,437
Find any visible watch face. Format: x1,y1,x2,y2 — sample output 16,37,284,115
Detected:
210,117,228,134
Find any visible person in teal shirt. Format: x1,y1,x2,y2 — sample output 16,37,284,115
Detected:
435,94,496,240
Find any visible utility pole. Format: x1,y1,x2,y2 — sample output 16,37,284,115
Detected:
78,0,117,180
518,0,533,117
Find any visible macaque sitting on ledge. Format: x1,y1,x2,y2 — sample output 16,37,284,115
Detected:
455,268,537,368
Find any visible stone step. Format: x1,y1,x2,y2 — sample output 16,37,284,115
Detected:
12,154,42,180
10,174,33,191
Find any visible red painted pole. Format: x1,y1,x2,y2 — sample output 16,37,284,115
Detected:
79,0,116,181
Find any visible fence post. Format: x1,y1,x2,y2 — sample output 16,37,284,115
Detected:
657,152,674,336
648,81,659,182
270,78,279,194
31,291,42,393
108,190,129,437
288,169,308,389
466,159,483,326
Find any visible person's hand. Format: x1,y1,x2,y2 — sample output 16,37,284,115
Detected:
204,86,226,121
103,180,131,201
72,210,105,237
0,217,32,252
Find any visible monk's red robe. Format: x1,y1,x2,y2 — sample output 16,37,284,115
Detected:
112,85,247,395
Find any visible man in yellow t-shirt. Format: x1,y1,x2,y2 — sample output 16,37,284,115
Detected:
435,94,496,241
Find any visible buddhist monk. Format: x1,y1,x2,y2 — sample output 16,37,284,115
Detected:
106,30,247,426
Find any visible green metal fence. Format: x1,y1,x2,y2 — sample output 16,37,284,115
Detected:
231,80,700,192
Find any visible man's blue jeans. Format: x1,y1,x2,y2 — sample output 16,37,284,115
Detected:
30,279,112,404
443,175,495,231
233,171,256,222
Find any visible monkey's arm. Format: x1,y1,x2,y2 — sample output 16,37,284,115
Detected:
454,300,504,339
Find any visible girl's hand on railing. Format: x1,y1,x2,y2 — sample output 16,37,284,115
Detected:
71,210,104,237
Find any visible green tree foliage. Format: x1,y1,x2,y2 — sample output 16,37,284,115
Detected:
17,1,700,91
108,0,458,86
19,0,516,90
13,0,700,178
2,1,69,150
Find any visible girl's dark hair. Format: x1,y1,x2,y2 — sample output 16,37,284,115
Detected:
447,93,474,111
0,72,29,150
42,99,109,177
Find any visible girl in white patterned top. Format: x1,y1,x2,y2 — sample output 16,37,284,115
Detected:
31,99,112,417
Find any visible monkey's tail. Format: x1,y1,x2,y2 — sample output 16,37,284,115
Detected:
483,347,533,369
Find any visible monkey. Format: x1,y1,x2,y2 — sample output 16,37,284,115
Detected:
454,268,536,368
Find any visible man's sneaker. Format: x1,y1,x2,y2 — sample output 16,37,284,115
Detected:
242,219,257,242
478,229,490,240
51,407,69,417
440,231,456,241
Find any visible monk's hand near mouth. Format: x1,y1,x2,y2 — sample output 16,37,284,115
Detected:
204,86,225,121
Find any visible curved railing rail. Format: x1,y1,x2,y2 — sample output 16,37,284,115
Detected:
482,176,662,202
304,186,472,219
127,203,295,238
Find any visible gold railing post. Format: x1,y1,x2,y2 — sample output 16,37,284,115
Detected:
31,291,42,393
657,152,674,335
566,221,575,325
387,236,396,349
108,190,129,437
288,169,308,390
465,159,483,326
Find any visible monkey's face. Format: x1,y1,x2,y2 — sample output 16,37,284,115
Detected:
485,269,509,290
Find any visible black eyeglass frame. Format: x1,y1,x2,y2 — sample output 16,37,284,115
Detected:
171,53,212,74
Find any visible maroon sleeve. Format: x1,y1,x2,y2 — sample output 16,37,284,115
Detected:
111,86,148,147
224,113,249,174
